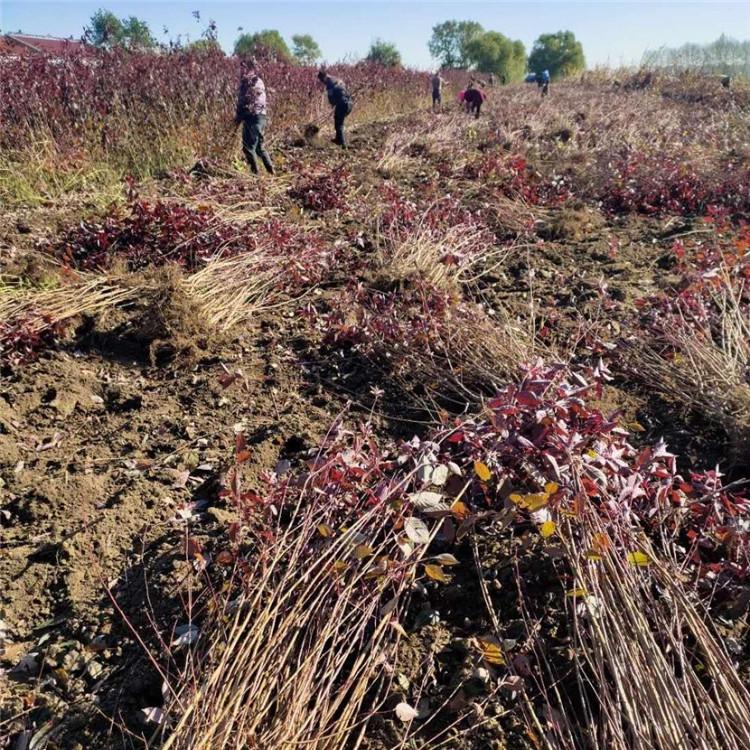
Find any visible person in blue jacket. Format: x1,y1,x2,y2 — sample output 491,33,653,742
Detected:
318,69,353,147
536,69,551,96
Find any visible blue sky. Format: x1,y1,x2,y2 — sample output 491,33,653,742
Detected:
1,1,748,68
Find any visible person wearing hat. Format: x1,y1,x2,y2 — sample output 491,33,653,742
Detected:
235,58,274,175
318,68,353,147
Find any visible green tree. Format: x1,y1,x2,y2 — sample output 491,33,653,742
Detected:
465,31,526,82
292,33,322,65
366,38,401,67
121,16,157,50
428,20,484,69
233,29,291,60
527,31,585,79
84,9,156,49
186,38,223,55
84,9,123,48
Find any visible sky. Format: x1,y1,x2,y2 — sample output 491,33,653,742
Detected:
1,1,749,69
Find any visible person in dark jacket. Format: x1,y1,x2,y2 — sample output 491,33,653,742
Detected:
318,69,353,147
536,69,550,97
235,58,274,175
463,82,486,118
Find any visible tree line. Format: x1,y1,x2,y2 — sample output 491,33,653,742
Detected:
428,21,585,81
643,34,750,77
81,8,586,81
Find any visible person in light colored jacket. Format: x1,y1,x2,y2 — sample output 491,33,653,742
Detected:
235,58,274,175
431,70,448,112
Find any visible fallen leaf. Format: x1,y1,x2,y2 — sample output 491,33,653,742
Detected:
424,564,451,583
410,490,445,511
450,499,469,519
544,481,559,495
476,636,505,665
317,523,334,538
592,532,611,553
474,461,492,481
434,553,459,566
404,517,430,545
510,493,549,511
171,624,199,648
539,520,556,539
216,550,234,566
431,464,449,486
627,550,651,567
169,469,190,489
566,588,588,598
353,544,374,559
140,707,165,725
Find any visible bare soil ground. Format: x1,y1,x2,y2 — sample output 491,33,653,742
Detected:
2,94,748,748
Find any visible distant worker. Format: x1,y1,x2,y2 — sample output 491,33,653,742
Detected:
235,58,274,175
488,72,496,87
536,69,550,97
721,74,731,89
463,81,486,118
318,68,353,148
431,70,448,111
431,70,448,112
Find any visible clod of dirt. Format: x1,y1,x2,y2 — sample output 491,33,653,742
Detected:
126,266,211,366
539,205,605,242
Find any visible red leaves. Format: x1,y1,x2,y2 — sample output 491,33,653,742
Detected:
601,152,750,217
53,199,237,272
288,167,351,212
0,312,64,367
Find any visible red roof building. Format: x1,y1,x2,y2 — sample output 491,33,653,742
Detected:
0,34,87,56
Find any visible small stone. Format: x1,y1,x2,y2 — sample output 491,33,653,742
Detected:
86,660,103,679
206,507,236,526
473,667,490,683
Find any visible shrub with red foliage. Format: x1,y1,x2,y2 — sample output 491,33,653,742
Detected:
288,166,351,213
50,199,341,284
320,279,455,356
602,153,750,216
0,312,63,367
432,362,750,578
375,185,487,238
52,199,238,271
0,48,430,161
464,152,571,206
233,361,750,594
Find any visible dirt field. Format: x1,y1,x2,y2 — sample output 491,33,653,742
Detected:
2,79,750,749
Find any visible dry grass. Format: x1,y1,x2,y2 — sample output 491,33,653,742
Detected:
545,512,750,750
160,468,425,749
0,247,284,351
185,250,282,330
376,112,483,175
0,272,145,334
631,276,750,459
379,222,509,294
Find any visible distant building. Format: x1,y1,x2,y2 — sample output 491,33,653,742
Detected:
0,33,87,59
